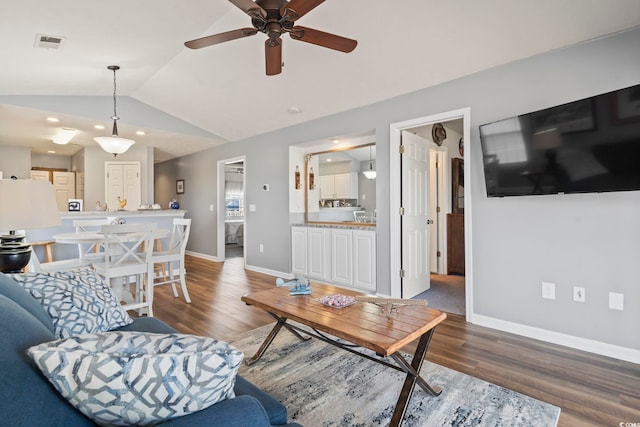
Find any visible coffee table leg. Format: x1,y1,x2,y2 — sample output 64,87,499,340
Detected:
245,314,311,366
389,329,442,427
245,317,287,366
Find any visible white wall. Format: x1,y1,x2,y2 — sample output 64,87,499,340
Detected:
0,146,31,178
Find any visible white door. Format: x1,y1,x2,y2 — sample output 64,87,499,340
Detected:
429,149,445,274
52,171,76,211
400,131,431,298
106,162,141,211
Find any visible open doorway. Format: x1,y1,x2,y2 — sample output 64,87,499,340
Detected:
390,108,472,319
217,156,246,261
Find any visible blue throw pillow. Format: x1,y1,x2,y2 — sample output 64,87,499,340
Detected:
10,268,133,338
28,331,244,426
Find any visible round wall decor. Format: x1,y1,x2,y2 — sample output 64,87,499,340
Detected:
432,123,446,146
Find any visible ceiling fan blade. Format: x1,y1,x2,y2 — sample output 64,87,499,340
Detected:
228,0,267,19
281,0,325,20
280,0,324,21
185,28,258,49
290,26,357,53
265,39,283,76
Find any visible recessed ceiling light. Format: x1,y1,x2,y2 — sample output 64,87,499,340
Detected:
332,139,340,144
46,117,59,122
52,127,77,145
47,150,56,154
135,130,146,136
94,124,105,130
287,106,303,114
326,158,332,162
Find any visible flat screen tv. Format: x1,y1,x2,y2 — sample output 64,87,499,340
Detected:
479,83,640,197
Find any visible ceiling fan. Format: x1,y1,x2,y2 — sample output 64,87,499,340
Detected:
184,0,357,76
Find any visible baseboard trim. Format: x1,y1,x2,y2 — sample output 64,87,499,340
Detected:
185,250,222,263
473,314,640,364
244,264,291,280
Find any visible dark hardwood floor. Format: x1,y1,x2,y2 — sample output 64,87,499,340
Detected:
148,256,640,427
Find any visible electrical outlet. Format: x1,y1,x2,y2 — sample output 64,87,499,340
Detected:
259,244,264,253
573,286,585,302
542,282,555,300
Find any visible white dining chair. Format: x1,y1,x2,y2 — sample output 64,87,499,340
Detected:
149,218,192,307
91,223,157,316
73,218,111,261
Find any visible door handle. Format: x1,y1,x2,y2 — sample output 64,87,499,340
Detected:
427,219,434,224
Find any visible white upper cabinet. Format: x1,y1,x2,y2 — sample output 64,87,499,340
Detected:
320,172,358,199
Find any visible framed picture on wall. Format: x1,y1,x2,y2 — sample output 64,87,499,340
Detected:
176,179,185,194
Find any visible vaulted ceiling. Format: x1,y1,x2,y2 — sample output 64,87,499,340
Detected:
1,0,640,162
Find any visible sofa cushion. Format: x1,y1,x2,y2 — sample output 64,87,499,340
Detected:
28,331,245,426
0,272,54,333
10,268,133,338
0,295,95,426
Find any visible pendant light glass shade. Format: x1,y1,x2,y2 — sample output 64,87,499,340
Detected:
94,136,135,155
362,146,376,179
94,65,135,156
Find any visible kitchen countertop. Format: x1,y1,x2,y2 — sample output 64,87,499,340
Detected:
60,209,186,219
292,222,375,230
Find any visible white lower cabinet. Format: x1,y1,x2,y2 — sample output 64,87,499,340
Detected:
291,226,375,291
291,226,307,276
353,229,376,291
330,229,353,287
307,227,330,281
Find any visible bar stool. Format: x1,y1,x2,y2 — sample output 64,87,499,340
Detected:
31,241,54,263
149,218,192,307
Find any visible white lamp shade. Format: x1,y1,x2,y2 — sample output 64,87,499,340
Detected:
0,180,62,231
94,136,135,155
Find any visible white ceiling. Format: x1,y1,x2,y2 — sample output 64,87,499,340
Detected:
1,0,640,162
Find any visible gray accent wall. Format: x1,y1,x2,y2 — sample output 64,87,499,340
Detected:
159,27,640,353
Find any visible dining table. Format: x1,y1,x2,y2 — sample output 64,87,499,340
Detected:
52,228,171,309
53,229,170,245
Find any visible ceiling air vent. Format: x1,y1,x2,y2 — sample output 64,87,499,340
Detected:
34,34,66,49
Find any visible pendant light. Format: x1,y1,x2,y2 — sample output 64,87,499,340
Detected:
362,146,376,179
94,65,135,156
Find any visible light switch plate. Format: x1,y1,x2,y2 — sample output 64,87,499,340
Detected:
609,292,624,310
249,204,256,212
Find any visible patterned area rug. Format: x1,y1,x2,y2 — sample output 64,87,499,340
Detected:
227,324,561,427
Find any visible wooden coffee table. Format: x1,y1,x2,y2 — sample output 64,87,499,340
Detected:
241,283,447,427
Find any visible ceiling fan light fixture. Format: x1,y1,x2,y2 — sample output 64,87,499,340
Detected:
93,65,135,157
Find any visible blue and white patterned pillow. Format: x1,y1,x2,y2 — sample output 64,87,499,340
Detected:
27,332,244,426
9,268,132,338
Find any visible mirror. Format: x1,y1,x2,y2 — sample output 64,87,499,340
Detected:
305,143,376,225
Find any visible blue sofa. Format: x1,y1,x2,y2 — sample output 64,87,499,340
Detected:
0,272,301,427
